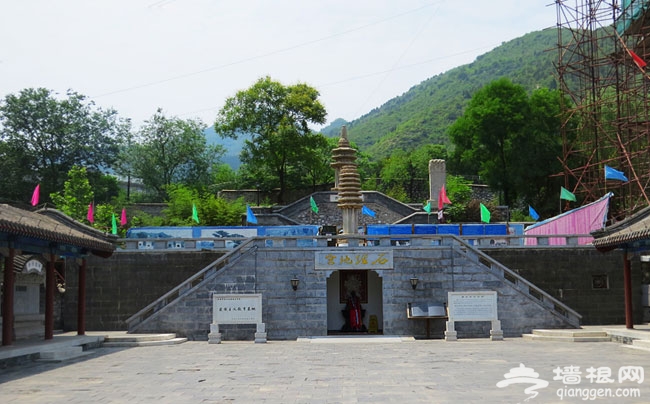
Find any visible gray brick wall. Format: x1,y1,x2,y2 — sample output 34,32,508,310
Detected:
63,245,638,340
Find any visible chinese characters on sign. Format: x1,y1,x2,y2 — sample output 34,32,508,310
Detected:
314,250,393,270
496,363,644,402
212,294,262,324
553,365,644,385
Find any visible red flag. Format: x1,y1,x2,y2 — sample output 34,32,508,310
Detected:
87,203,94,223
120,208,127,226
31,184,40,206
629,49,647,69
438,185,452,210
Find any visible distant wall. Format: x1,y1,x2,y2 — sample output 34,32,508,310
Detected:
61,245,640,337
62,251,224,331
484,248,642,325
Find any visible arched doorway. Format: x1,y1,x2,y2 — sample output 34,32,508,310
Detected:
326,270,383,334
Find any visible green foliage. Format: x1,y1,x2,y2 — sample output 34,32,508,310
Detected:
0,88,129,204
121,109,224,201
297,134,335,191
162,184,246,226
332,28,561,160
449,78,564,209
214,76,327,203
210,163,240,192
449,78,529,205
50,166,94,221
376,144,447,202
442,175,473,221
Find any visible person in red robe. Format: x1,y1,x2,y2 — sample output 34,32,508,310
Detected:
347,291,363,332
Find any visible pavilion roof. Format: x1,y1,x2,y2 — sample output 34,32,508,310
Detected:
0,204,116,257
592,205,650,252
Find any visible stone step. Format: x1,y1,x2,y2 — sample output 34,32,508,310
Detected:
38,346,93,362
522,333,611,342
531,329,608,338
632,339,650,349
103,333,178,343
102,335,187,347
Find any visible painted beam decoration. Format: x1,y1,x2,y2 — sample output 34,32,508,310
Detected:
314,250,393,270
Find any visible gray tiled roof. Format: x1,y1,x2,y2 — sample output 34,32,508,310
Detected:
0,204,116,257
592,205,650,251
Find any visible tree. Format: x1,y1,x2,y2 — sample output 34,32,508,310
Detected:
122,109,225,200
449,78,563,207
50,166,94,221
378,144,447,202
214,76,327,203
0,88,130,203
296,133,335,191
163,184,246,226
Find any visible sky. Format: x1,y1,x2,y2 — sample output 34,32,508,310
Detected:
0,1,558,130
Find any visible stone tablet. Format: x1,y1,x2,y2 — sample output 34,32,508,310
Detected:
447,291,497,321
209,293,266,344
445,291,502,341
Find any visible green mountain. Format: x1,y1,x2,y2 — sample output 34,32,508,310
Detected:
320,28,560,159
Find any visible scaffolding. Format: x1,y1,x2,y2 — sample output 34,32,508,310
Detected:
556,0,650,220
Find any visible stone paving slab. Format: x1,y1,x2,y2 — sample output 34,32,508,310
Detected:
1,338,650,403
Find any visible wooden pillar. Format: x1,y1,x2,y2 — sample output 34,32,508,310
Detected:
77,258,87,335
2,248,16,346
623,251,634,329
45,253,55,340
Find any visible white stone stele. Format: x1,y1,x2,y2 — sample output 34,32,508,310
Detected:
208,293,267,344
444,291,503,341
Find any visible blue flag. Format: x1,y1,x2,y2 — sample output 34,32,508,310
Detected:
362,205,376,217
528,205,540,221
246,205,258,224
604,165,628,182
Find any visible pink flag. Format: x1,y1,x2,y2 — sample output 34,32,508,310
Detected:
31,184,40,206
87,203,94,223
438,185,452,210
120,208,127,226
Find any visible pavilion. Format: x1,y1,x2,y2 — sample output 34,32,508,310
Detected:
593,205,650,329
0,204,116,346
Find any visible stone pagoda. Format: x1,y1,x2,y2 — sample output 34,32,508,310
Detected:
331,126,363,235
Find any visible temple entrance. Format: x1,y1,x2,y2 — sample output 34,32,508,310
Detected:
326,270,383,334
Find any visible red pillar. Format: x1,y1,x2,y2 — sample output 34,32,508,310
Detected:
2,248,16,346
45,254,55,340
77,258,86,335
623,252,634,329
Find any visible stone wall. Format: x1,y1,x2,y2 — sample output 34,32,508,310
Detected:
484,248,642,325
62,244,640,340
62,251,224,331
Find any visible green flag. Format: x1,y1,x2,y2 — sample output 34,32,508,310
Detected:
480,203,491,223
423,201,432,214
560,186,576,202
192,203,200,223
310,196,319,214
111,213,118,235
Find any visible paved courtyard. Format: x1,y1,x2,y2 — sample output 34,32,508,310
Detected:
1,337,649,403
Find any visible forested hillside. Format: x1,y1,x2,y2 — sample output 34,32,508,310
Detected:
321,28,560,159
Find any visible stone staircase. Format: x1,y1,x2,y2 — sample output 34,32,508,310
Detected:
101,333,187,348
